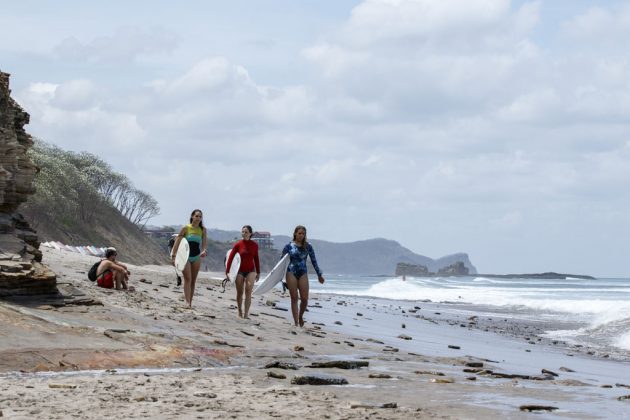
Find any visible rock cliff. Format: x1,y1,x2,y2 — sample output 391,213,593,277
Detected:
0,71,56,297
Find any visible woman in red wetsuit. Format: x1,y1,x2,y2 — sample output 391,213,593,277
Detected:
226,225,260,318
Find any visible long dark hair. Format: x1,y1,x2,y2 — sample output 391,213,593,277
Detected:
292,225,307,246
243,225,253,234
189,209,204,228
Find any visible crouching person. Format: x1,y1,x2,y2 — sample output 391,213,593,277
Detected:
97,247,131,290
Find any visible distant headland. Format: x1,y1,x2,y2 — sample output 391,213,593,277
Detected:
395,262,595,280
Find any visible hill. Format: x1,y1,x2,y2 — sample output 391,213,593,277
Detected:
205,229,477,275
21,141,166,265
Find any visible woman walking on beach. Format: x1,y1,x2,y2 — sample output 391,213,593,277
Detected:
282,225,325,327
171,209,207,308
226,225,261,319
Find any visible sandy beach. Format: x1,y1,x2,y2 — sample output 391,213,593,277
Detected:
1,248,629,419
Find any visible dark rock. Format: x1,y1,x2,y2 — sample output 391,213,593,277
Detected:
350,402,397,409
616,383,630,389
307,360,368,369
264,361,299,370
617,395,630,401
448,345,460,350
465,362,484,368
397,334,412,340
369,373,392,379
559,367,575,372
291,374,348,385
437,261,469,276
541,369,558,377
334,321,343,325
267,371,286,379
415,370,445,376
193,392,217,398
520,405,558,412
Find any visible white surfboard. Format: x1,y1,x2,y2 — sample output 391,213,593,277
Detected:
175,238,190,271
225,249,241,281
253,254,290,295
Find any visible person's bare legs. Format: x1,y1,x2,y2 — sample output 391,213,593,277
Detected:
243,272,256,319
285,272,299,326
183,262,192,307
189,260,201,307
235,273,245,318
297,275,309,327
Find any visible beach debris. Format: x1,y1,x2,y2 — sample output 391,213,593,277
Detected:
265,300,277,306
239,329,254,337
541,369,558,377
415,370,445,376
264,361,299,370
272,307,288,311
350,402,397,409
601,385,613,388
383,346,399,352
616,383,630,389
267,371,287,379
519,405,559,412
356,312,363,316
366,338,384,344
307,360,369,369
293,345,304,351
397,334,412,340
466,376,477,381
334,321,343,325
463,368,484,373
448,345,460,350
291,374,349,385
369,373,392,379
344,341,355,347
401,323,406,328
48,384,77,389
617,395,630,401
430,377,454,383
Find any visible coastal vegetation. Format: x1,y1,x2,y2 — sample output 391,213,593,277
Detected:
21,140,165,264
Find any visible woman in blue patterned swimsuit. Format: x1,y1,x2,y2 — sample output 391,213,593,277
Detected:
282,225,325,327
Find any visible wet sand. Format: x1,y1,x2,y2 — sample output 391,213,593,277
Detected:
1,248,629,419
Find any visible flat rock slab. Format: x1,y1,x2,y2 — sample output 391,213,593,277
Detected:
291,374,349,385
307,360,369,369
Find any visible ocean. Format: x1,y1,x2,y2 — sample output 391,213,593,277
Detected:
315,274,630,355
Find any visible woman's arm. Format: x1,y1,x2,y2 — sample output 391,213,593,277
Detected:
201,227,208,257
307,243,323,278
253,242,261,279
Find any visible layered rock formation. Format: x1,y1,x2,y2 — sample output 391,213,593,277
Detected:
0,71,56,297
395,261,469,277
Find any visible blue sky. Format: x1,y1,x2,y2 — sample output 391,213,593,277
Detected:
2,0,630,276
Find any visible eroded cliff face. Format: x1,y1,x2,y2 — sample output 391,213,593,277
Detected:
0,71,56,296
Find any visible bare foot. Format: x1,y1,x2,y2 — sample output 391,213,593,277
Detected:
238,311,243,318
299,318,305,327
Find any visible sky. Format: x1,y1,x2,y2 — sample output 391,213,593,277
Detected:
2,0,630,276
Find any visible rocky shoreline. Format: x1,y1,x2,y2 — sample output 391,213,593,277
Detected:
1,248,628,419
